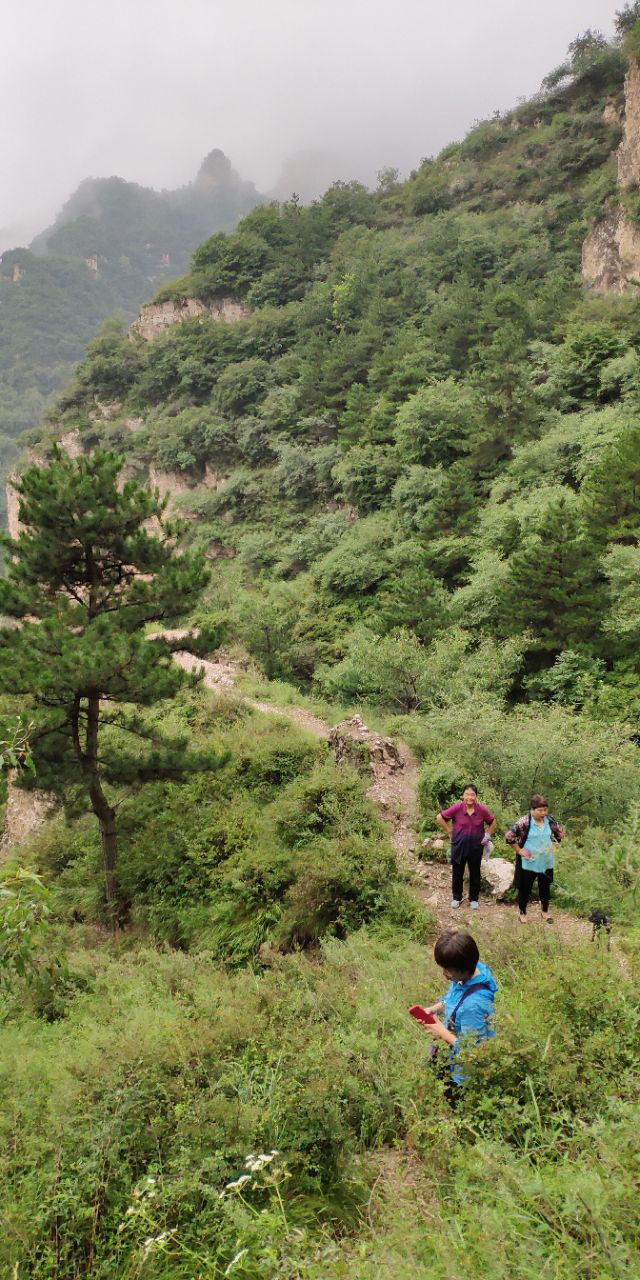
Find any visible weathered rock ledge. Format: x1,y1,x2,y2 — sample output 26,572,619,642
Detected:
132,295,250,340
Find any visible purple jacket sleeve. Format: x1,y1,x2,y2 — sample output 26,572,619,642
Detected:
439,803,460,821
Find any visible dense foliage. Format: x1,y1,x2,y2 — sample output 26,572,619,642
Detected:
41,24,639,729
2,15,640,1278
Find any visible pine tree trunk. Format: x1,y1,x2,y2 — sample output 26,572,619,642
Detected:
89,778,119,924
71,691,120,927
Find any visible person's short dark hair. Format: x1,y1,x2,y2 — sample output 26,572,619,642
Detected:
433,930,479,978
462,784,478,795
530,794,548,809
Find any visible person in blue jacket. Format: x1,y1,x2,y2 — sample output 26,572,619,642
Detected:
420,930,498,1097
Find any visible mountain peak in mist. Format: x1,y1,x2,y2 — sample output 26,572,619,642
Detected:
194,149,236,189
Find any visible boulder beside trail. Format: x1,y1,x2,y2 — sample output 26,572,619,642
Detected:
421,836,515,900
481,856,515,899
329,715,402,771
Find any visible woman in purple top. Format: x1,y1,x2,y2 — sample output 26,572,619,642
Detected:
436,785,496,911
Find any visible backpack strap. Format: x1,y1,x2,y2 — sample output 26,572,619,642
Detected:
447,981,493,1034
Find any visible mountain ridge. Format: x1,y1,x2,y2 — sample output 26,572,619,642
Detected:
0,148,263,523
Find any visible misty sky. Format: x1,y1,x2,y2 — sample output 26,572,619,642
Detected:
0,0,626,252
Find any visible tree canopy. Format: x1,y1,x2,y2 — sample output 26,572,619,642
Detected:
0,450,213,917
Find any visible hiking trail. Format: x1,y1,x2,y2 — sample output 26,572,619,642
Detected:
167,636,604,949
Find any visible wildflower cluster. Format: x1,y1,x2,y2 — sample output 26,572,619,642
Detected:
117,1173,174,1267
222,1150,279,1197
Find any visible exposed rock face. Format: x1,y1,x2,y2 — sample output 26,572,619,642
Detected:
329,715,402,772
146,465,227,527
583,58,640,293
6,445,48,540
617,59,640,187
604,99,623,127
132,295,250,341
6,477,22,541
58,429,82,458
0,772,55,856
204,465,225,490
147,466,194,502
89,399,122,422
582,208,640,292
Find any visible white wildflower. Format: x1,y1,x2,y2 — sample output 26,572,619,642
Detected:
224,1249,248,1275
244,1150,278,1172
140,1232,169,1261
225,1174,252,1191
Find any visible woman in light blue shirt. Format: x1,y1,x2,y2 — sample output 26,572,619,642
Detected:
518,794,560,924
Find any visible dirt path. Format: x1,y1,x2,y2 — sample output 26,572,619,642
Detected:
170,640,597,947
171,646,332,739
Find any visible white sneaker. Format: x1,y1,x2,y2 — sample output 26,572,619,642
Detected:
451,899,461,909
470,901,479,910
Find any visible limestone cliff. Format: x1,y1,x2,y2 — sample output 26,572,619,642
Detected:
132,295,250,341
6,442,49,540
582,209,640,291
5,476,21,542
5,426,225,540
616,58,640,187
583,58,640,292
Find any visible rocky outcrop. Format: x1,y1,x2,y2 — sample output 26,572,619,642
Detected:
582,210,640,292
583,58,640,293
603,99,623,127
329,715,402,772
146,465,227,528
0,772,55,857
6,477,22,541
147,466,194,503
5,434,227,541
617,59,640,187
89,400,122,423
58,429,82,459
132,295,250,341
6,444,47,540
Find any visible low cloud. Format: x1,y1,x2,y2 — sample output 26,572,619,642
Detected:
0,0,622,251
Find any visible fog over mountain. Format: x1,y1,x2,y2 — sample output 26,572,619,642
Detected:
1,0,622,253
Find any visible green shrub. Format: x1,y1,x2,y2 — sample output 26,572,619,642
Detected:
274,761,383,849
418,759,468,813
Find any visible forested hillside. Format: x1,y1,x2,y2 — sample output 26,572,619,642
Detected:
0,150,260,519
1,14,640,1280
43,27,640,719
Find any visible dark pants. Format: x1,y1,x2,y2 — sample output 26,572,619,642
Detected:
518,867,553,914
451,845,483,902
444,1078,461,1108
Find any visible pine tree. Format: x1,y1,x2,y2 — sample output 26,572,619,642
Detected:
0,449,213,920
582,423,640,545
500,498,605,658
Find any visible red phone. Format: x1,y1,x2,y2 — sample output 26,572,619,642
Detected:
409,1004,436,1025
